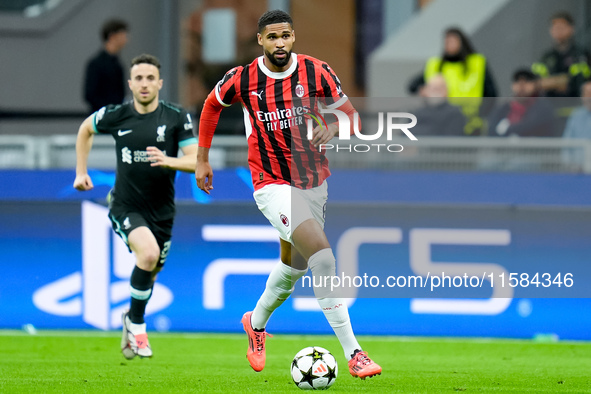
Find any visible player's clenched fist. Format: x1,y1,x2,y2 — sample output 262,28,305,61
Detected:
73,174,94,191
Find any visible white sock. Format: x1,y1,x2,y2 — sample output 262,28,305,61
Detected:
251,262,308,330
317,298,361,360
129,322,146,335
309,248,361,359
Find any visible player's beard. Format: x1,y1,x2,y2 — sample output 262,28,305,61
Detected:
136,92,157,107
265,49,292,68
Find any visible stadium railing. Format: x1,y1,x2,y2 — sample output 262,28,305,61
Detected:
0,135,37,169
1,134,590,173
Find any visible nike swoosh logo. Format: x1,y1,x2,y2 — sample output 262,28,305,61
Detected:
118,129,133,136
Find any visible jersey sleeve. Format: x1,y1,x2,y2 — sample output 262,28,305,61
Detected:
213,66,242,107
319,63,347,109
177,109,197,148
91,105,118,135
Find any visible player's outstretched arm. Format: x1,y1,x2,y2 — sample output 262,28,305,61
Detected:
73,115,95,191
195,146,214,194
147,144,198,173
194,87,227,195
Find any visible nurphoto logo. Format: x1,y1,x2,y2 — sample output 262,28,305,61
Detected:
305,106,418,153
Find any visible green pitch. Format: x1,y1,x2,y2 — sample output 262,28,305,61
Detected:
1,331,590,393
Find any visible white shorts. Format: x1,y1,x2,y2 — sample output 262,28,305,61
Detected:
253,181,328,243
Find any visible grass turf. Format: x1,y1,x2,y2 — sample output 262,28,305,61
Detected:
0,331,590,393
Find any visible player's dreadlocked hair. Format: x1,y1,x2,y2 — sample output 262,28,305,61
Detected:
130,54,161,70
258,9,293,33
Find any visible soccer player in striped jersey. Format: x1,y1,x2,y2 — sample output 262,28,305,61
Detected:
195,10,381,380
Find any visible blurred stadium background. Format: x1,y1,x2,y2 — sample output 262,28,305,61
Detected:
2,0,591,342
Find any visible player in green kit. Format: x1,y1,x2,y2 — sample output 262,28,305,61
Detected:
74,54,197,359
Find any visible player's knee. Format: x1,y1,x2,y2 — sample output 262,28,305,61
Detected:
146,248,161,265
292,219,331,261
137,247,161,270
308,248,336,277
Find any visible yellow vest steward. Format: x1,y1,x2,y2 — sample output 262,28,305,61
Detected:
424,54,487,135
424,54,487,97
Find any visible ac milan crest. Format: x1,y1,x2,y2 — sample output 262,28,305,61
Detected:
295,84,305,98
280,214,289,227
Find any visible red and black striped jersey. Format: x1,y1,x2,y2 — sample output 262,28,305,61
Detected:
206,53,350,190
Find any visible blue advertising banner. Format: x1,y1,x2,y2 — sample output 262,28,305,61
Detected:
3,169,591,206
2,194,591,340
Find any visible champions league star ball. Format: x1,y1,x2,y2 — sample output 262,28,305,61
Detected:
291,346,338,390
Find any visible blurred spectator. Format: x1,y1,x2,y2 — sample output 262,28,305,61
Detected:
411,74,466,137
561,80,591,168
409,28,497,98
408,27,497,136
488,69,555,137
83,19,129,113
532,12,590,97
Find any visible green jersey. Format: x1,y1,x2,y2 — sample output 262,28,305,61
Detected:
92,101,197,220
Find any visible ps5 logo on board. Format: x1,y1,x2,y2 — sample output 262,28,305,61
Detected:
32,201,173,330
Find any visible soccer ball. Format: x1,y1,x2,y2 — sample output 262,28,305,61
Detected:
291,346,338,390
